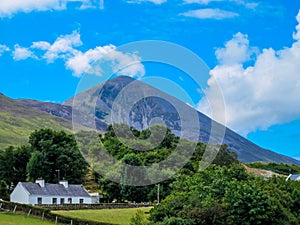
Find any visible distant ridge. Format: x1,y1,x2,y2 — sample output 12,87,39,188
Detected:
0,93,72,149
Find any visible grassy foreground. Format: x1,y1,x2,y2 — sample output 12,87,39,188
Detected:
53,207,152,225
0,212,56,225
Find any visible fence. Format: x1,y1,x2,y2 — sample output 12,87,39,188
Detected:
0,200,117,225
39,203,152,210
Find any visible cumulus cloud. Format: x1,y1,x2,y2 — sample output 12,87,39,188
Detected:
31,41,51,50
0,44,10,56
66,45,115,76
215,32,258,65
11,31,145,78
13,44,36,60
181,8,239,20
43,31,82,62
0,0,103,17
198,10,300,135
66,45,145,77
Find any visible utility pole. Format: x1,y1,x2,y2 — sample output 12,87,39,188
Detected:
55,169,60,183
157,184,160,205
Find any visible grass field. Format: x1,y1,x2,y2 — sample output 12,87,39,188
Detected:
53,207,152,225
0,212,56,225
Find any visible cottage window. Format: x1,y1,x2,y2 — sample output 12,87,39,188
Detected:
37,197,42,204
52,198,57,204
68,198,72,204
60,198,64,204
79,199,84,204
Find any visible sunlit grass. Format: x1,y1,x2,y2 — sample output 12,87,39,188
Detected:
0,212,56,225
53,207,152,225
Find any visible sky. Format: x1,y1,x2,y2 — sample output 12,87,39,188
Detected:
0,0,300,159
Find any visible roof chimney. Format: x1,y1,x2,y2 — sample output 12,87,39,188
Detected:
59,180,68,188
35,179,45,188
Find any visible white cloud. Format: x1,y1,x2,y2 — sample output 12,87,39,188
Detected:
198,10,300,135
66,45,116,76
215,32,258,65
183,0,222,4
0,0,103,17
11,30,145,78
0,0,64,17
0,44,10,56
181,8,239,20
127,0,167,5
31,41,51,50
183,0,259,10
13,44,36,60
43,31,82,62
66,45,145,78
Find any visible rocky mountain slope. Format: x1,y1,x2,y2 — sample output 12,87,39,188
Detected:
3,76,299,165
63,76,300,164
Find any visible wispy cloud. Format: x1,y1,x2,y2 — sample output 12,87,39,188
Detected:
198,10,300,135
0,44,10,56
183,0,259,10
13,44,36,61
10,31,145,78
0,0,103,17
183,0,222,4
181,8,239,20
126,0,167,5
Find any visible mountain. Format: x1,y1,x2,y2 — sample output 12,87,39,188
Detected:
2,76,299,165
63,76,300,165
0,93,73,149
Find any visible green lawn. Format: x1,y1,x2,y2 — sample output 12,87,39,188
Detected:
0,212,56,225
53,207,152,225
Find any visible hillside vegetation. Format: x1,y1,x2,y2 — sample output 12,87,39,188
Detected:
0,94,72,149
246,162,300,175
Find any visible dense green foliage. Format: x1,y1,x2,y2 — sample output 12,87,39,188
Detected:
0,145,32,199
77,124,238,203
148,164,300,225
2,124,300,224
0,129,88,200
247,162,300,175
27,129,88,183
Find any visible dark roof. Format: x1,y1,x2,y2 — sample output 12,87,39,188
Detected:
21,183,90,197
289,174,300,180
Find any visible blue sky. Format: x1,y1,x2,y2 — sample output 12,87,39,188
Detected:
0,0,300,159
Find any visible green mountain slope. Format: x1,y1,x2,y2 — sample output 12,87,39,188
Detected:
0,93,72,149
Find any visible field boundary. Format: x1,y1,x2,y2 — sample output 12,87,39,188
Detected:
39,203,152,210
0,200,117,225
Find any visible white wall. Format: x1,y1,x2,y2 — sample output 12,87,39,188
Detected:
10,183,29,204
29,195,92,205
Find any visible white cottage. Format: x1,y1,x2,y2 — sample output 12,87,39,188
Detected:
10,179,92,205
286,174,300,181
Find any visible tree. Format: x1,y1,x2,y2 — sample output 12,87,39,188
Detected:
27,129,88,183
0,179,9,200
13,145,32,185
26,151,45,181
0,146,15,190
149,164,295,225
130,209,147,225
120,154,149,202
